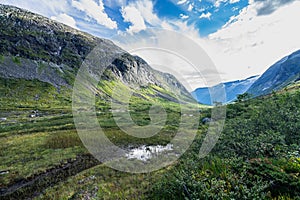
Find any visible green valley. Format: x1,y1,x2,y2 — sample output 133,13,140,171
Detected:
0,4,300,200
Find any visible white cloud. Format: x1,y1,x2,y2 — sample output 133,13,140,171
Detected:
71,0,117,29
177,0,188,5
199,12,212,19
201,0,300,81
1,0,68,16
104,0,127,8
230,0,240,4
214,0,227,7
51,13,78,29
121,6,146,34
118,0,300,89
5,0,300,89
120,0,163,34
115,0,212,89
130,0,161,27
213,0,240,7
113,27,218,90
117,0,300,88
187,3,194,11
180,14,189,19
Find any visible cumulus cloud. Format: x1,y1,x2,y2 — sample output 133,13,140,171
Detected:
201,0,300,81
121,6,146,34
121,0,163,34
213,0,240,7
180,14,189,19
116,0,212,89
71,0,117,29
51,13,78,29
230,0,240,3
120,0,300,88
177,0,188,5
187,3,194,11
214,0,228,7
131,0,161,26
199,12,212,19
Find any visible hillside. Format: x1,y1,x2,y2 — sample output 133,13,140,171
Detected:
247,50,300,97
192,75,259,105
0,4,193,106
150,82,300,200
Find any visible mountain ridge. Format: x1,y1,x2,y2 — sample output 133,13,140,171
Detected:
247,49,300,97
0,4,193,104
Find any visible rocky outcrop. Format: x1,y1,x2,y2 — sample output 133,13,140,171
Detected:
0,4,98,68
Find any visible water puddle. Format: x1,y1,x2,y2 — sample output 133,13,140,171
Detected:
125,144,174,161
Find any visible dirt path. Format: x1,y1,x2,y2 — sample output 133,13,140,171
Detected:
0,154,100,200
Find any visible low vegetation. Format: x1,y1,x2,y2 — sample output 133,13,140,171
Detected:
1,78,300,199
149,89,300,199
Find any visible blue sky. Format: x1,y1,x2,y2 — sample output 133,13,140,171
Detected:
2,0,300,88
0,0,253,37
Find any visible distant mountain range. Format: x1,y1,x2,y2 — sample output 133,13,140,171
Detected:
247,50,300,97
192,49,300,105
192,75,259,105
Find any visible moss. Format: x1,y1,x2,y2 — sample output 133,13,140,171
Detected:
12,56,21,65
0,54,4,63
0,77,72,110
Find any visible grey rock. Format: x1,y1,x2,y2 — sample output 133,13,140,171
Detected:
202,117,212,124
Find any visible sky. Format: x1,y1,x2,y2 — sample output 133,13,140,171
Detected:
1,0,300,89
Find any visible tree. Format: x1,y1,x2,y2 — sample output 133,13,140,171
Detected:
236,93,252,102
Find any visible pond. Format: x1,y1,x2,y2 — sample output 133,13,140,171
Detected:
125,144,174,161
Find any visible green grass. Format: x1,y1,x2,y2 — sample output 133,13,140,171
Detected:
0,130,86,186
0,55,4,63
34,164,158,200
11,56,21,65
0,78,72,110
1,76,300,199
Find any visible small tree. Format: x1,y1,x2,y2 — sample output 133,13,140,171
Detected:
236,93,252,102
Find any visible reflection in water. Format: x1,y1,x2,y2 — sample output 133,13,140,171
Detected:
126,144,174,161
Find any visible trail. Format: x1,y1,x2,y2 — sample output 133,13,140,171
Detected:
0,154,100,200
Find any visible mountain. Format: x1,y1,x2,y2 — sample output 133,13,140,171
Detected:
191,75,259,105
247,50,300,97
0,4,193,106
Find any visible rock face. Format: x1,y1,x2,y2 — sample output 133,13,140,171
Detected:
247,50,300,97
0,4,193,101
0,4,97,67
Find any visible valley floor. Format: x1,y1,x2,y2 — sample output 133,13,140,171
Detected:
1,83,300,199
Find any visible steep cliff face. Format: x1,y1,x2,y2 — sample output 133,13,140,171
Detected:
0,4,193,102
